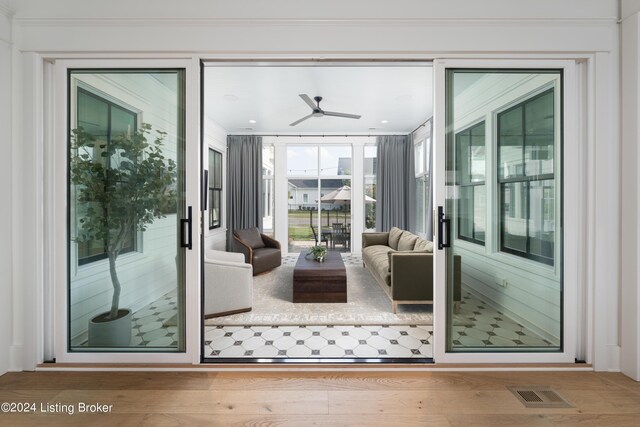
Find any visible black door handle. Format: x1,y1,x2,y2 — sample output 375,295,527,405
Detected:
180,206,192,250
438,206,451,250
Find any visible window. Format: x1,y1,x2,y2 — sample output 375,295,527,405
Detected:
75,88,137,265
498,89,555,265
208,148,222,229
456,121,486,245
262,144,275,236
303,193,309,203
414,120,432,237
364,145,377,231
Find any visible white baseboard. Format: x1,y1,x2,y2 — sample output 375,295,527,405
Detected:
10,344,23,371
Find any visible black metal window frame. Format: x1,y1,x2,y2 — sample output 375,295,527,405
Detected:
76,87,138,266
497,88,555,266
208,148,223,230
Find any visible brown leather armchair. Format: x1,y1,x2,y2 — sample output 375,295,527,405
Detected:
232,228,282,275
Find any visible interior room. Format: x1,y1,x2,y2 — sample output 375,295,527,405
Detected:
199,63,559,361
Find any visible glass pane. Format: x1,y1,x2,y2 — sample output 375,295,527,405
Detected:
446,69,561,353
525,90,554,176
287,146,318,176
501,182,528,253
262,145,275,236
473,185,486,243
321,179,351,253
69,70,185,352
470,123,485,182
528,180,554,263
458,186,473,241
415,177,425,235
498,106,524,179
364,176,376,231
414,139,424,175
213,151,222,188
288,179,317,252
364,145,377,176
320,145,351,176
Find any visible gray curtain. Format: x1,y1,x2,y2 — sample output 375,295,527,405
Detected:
425,123,434,240
376,135,416,231
226,135,263,250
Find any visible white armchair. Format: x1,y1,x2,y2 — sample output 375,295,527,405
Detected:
204,249,253,318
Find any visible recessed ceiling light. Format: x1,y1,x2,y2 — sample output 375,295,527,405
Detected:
380,120,389,124
248,119,257,124
224,94,239,102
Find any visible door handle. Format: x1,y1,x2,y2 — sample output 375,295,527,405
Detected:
180,206,193,250
438,206,451,250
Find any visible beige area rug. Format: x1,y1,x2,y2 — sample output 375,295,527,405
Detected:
205,265,473,326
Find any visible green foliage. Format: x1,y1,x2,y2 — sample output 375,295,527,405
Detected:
306,245,327,262
71,123,177,317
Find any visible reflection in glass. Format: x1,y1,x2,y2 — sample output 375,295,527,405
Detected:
69,70,185,352
446,69,561,352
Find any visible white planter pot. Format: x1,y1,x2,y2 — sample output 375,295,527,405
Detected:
87,309,132,347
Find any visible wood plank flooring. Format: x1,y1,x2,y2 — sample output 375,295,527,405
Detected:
0,371,638,426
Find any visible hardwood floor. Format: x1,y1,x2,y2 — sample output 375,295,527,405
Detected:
0,371,638,426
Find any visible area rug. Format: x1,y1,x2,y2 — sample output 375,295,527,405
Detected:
205,265,474,326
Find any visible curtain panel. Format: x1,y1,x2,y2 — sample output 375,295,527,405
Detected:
376,135,416,232
226,135,263,250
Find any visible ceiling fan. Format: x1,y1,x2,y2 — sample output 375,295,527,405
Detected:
289,94,361,126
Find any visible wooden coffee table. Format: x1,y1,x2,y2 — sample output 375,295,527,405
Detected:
293,251,347,303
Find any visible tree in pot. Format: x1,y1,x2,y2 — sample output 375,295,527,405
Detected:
71,123,177,346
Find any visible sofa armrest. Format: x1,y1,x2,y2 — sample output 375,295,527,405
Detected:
261,233,282,250
362,232,389,248
232,235,253,264
390,252,433,301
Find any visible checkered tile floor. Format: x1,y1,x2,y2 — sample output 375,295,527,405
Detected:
203,324,433,358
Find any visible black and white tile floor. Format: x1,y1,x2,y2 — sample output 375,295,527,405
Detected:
203,324,433,359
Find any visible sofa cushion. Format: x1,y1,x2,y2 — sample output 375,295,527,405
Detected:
398,232,418,251
234,227,265,249
388,227,404,250
414,238,434,252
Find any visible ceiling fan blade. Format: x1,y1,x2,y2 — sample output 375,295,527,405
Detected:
299,94,317,110
323,111,362,120
289,114,313,126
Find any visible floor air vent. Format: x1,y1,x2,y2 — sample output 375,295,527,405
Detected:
507,386,573,408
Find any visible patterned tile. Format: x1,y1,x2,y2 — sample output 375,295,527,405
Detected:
204,324,433,359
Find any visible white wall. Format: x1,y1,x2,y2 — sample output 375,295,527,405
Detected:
621,0,640,381
2,0,626,372
0,4,13,375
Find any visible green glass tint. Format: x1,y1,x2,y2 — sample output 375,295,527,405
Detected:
69,70,185,352
445,69,562,352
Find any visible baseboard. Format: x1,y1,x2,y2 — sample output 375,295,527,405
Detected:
9,344,23,371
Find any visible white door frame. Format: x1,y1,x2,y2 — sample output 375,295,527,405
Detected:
432,59,580,364
52,58,201,364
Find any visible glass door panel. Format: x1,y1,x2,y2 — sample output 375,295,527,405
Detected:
443,69,562,352
321,178,352,252
68,69,186,351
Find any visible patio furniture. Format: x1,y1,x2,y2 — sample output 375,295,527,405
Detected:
293,251,347,302
310,224,329,247
232,227,282,275
331,223,350,249
203,250,253,318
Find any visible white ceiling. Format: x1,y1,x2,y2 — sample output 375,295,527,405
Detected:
204,65,432,134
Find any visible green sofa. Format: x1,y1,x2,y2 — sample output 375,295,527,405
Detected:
362,227,461,313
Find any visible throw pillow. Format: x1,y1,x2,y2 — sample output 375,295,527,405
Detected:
398,232,418,251
388,227,404,250
234,227,265,249
414,238,434,252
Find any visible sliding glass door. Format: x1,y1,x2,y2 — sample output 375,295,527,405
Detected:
433,60,578,363
67,68,188,352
